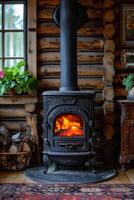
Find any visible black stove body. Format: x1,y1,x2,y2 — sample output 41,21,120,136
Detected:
42,0,96,173
42,91,95,172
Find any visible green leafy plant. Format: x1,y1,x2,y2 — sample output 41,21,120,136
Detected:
0,60,37,95
122,74,134,93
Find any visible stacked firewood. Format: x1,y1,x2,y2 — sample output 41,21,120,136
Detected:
0,125,34,170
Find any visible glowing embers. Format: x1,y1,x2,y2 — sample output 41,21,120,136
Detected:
54,114,84,137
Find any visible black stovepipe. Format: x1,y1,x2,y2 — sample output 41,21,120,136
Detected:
60,0,79,91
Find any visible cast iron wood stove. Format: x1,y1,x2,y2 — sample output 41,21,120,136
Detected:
42,0,96,173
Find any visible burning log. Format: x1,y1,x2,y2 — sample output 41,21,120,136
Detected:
54,114,84,137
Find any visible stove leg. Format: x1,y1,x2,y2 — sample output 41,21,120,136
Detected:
43,154,51,173
53,162,59,171
89,156,96,173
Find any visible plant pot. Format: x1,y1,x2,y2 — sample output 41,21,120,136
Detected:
7,89,17,95
127,87,134,100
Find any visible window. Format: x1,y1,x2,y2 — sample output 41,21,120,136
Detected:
0,0,26,69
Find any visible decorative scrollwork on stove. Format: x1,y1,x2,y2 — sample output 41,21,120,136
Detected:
47,97,77,111
47,96,92,113
62,97,77,105
47,98,63,111
77,98,91,109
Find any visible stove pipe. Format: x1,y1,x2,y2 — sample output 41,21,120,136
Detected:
60,0,78,91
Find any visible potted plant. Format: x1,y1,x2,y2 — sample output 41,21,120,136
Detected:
0,60,37,96
122,74,134,99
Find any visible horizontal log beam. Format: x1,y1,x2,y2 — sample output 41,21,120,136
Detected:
39,78,104,90
38,0,103,8
0,120,27,131
38,22,103,37
79,22,103,36
79,0,103,8
38,65,104,77
0,107,26,118
38,37,104,51
38,0,59,6
0,96,37,105
38,52,103,63
38,8,103,21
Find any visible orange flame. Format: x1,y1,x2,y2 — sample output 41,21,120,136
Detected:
54,114,84,137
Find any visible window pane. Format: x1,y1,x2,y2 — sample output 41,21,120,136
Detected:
5,32,24,57
5,4,24,29
5,59,23,67
0,59,2,70
0,5,2,29
0,32,2,57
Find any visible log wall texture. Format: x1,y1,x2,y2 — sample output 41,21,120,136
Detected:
1,0,130,165
37,0,105,135
0,96,37,132
103,0,115,142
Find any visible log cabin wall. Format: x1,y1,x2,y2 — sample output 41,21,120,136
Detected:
0,104,27,131
103,0,115,142
0,0,129,166
37,0,104,135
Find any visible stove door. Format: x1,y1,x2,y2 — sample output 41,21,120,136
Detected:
47,105,92,152
54,113,84,137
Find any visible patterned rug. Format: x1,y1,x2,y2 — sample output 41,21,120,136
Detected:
0,183,134,200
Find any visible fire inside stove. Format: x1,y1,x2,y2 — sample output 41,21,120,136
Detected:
54,114,84,137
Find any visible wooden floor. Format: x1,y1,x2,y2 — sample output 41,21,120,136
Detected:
0,169,134,184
